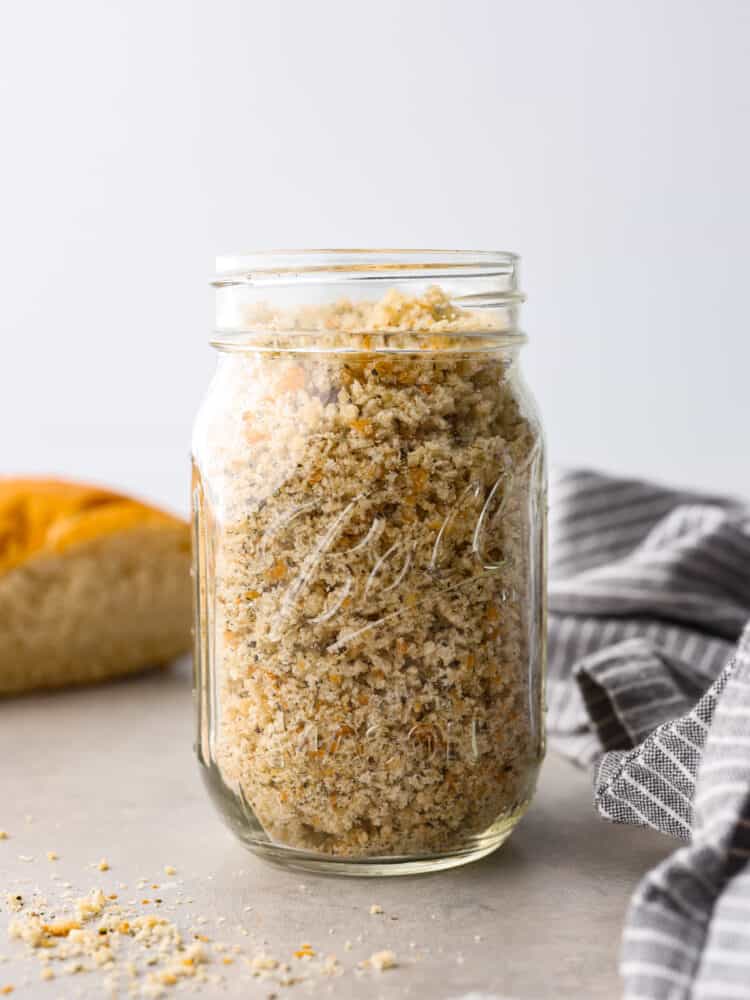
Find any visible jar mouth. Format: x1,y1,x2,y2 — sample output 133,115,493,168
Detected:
213,248,524,300
212,250,525,349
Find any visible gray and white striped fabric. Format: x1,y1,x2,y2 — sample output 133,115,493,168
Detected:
621,630,750,1000
546,469,750,999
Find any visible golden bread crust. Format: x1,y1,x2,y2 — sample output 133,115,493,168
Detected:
0,478,186,574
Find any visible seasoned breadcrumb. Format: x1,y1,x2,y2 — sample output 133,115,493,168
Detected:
75,889,106,922
198,287,545,857
11,886,394,998
251,954,279,973
368,949,397,971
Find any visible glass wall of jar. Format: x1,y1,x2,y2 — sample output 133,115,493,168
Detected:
192,250,547,875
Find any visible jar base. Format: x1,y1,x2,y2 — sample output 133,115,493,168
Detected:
237,824,517,877
201,759,536,877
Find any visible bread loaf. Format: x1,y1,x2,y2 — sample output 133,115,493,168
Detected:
0,478,192,694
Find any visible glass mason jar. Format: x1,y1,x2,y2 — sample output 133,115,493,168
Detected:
192,250,546,875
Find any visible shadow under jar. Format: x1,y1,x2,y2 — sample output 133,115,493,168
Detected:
192,250,547,875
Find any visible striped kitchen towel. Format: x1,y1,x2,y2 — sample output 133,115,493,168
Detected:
546,469,750,999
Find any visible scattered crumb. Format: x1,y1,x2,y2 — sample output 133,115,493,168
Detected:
17,856,32,864
251,954,279,973
164,866,177,876
75,888,106,921
3,838,409,993
321,955,338,975
473,933,483,942
0,833,8,841
46,851,58,862
367,950,397,971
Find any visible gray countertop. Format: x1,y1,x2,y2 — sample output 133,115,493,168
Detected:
0,660,673,1000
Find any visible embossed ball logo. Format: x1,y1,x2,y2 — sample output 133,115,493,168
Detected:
257,447,538,647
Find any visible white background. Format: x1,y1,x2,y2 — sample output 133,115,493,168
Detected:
1,0,748,514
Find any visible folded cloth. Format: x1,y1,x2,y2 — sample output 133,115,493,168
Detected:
546,469,750,999
621,631,750,1000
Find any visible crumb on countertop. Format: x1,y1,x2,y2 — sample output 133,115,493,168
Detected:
367,950,397,971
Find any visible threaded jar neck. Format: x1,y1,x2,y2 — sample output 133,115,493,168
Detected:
211,249,525,350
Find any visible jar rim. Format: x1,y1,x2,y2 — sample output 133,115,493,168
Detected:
212,248,523,298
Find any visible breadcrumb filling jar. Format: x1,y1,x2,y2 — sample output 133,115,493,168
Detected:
192,250,546,875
